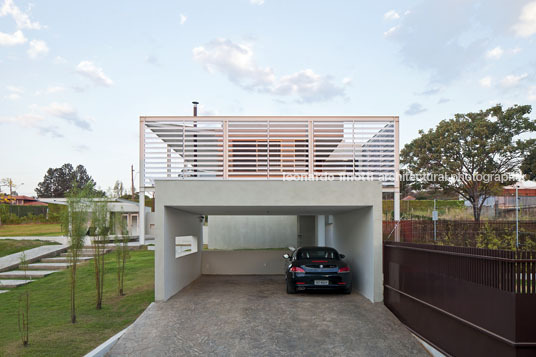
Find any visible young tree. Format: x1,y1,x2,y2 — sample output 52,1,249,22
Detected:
115,213,130,296
91,198,109,309
18,252,29,347
61,184,92,323
35,164,105,198
401,104,535,221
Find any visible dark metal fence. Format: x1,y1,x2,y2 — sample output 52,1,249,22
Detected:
384,242,536,356
383,220,536,248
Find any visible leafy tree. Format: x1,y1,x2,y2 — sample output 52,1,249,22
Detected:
401,104,535,221
91,199,109,310
35,164,104,198
114,212,130,296
61,184,92,323
521,141,536,180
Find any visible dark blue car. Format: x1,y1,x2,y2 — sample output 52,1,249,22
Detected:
284,246,352,294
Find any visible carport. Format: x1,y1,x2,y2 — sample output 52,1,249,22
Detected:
154,179,383,303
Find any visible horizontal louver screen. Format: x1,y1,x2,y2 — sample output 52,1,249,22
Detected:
142,117,397,191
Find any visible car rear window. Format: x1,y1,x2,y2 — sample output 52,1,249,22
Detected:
297,248,339,260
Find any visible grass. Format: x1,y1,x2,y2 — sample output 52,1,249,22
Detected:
0,239,59,258
0,250,154,357
0,223,63,237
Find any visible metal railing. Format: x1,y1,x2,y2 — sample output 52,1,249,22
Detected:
384,242,536,355
140,116,399,192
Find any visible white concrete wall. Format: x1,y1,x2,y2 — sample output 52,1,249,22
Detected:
332,206,383,302
155,207,203,301
145,211,156,237
206,216,297,250
154,180,383,303
202,249,288,275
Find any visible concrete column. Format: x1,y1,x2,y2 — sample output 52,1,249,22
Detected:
325,215,334,246
139,191,145,245
315,215,326,246
394,191,400,242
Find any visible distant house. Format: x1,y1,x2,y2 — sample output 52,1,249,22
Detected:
496,181,536,208
463,181,536,208
39,197,153,237
13,195,48,206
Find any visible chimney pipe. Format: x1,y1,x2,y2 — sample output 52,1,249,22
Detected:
192,101,199,116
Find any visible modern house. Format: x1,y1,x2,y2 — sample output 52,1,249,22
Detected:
40,197,152,237
139,106,399,302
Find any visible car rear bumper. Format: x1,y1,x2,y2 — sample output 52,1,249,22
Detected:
288,273,352,290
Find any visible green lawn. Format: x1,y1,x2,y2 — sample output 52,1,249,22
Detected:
0,224,63,237
0,250,154,357
0,239,59,258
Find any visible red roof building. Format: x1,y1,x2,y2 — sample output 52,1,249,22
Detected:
13,195,48,206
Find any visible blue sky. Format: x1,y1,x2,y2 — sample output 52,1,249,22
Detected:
1,0,536,196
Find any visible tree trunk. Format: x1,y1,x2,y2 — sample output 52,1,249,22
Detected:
472,202,481,222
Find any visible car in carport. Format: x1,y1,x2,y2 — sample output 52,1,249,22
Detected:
283,246,352,294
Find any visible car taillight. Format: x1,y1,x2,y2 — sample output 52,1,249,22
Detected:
290,266,305,273
338,266,350,273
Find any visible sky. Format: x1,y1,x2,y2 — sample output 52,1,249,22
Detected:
1,0,536,196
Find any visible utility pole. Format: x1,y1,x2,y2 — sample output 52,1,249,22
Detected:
131,165,135,201
433,199,438,242
515,184,519,249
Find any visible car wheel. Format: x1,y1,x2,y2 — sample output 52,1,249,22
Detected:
343,286,352,294
286,280,296,294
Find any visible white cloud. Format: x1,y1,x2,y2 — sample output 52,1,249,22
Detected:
500,73,528,87
0,111,63,138
27,39,48,58
384,10,400,20
342,77,352,85
76,61,114,87
4,85,23,100
479,76,492,88
404,103,427,116
192,38,346,103
44,102,92,130
0,113,43,126
198,104,218,116
383,26,399,37
528,86,536,101
0,30,27,46
53,56,67,64
179,13,187,25
0,0,41,30
7,85,23,94
36,85,66,95
385,1,526,84
250,0,264,5
5,93,20,100
511,47,522,54
485,46,503,59
513,1,536,37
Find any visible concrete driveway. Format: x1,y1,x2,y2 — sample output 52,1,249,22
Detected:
109,275,428,357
